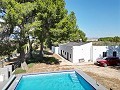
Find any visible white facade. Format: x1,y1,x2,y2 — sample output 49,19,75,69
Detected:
51,46,59,54
53,42,120,63
59,44,73,62
92,46,120,62
73,42,92,63
59,42,92,63
0,74,4,82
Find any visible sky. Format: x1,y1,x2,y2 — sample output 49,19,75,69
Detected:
65,0,120,38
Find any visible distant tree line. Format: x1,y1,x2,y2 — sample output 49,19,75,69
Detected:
98,36,120,42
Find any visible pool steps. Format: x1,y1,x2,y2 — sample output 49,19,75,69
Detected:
70,73,79,83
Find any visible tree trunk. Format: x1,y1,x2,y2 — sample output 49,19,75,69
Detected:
19,40,25,62
47,31,52,49
19,42,28,70
39,41,43,59
29,38,33,59
47,38,52,49
20,47,25,63
29,44,33,59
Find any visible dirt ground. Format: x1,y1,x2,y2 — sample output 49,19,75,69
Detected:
77,65,120,90
26,53,120,90
27,63,120,90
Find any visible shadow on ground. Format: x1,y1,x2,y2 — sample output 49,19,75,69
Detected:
109,66,120,70
27,56,60,65
94,63,120,70
44,50,53,55
26,50,60,65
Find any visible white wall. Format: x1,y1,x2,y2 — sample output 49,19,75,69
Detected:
72,46,82,63
73,42,92,63
59,44,73,62
51,46,59,54
59,42,120,63
55,47,59,54
0,74,4,82
92,46,120,62
52,46,55,53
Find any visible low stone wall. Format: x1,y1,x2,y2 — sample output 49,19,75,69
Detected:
0,65,12,82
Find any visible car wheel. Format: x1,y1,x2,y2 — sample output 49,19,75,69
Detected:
103,63,107,67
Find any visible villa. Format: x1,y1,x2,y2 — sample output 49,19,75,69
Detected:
52,42,120,63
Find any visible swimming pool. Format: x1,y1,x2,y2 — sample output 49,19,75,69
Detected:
4,70,106,90
15,71,95,90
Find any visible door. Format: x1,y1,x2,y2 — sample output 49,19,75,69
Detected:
61,50,62,56
113,51,117,57
67,52,69,60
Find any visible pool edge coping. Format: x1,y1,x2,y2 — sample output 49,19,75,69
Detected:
75,69,107,90
5,69,107,90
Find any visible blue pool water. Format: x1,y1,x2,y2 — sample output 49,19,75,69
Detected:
15,71,95,90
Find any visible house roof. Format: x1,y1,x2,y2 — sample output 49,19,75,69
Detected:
63,42,89,46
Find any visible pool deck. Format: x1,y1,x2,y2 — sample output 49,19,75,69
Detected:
3,69,107,90
75,69,106,90
0,80,8,90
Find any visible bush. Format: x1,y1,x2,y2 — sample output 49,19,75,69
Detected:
14,68,26,74
44,57,59,65
28,63,34,68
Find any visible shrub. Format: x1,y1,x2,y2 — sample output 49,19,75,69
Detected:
45,57,59,65
28,63,34,68
14,68,26,74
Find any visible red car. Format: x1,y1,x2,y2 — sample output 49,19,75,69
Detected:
96,57,120,67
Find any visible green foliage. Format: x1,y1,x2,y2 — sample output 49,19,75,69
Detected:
14,68,26,74
1,0,87,60
45,57,59,65
28,63,34,68
0,40,17,56
52,11,87,43
92,41,120,46
26,55,60,65
1,0,36,61
35,57,60,65
98,36,120,42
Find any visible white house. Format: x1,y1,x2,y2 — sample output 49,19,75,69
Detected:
58,42,92,63
92,46,120,62
52,42,120,63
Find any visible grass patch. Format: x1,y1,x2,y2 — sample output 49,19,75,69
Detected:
28,63,34,68
14,68,26,74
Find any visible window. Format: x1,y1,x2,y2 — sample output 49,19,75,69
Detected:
103,52,107,57
65,52,66,55
113,51,117,57
61,50,62,55
63,51,64,53
70,54,71,58
67,52,69,60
